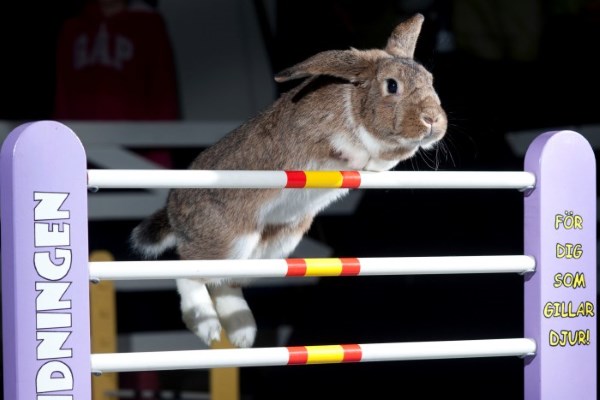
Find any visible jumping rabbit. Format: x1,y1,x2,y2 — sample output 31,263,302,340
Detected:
130,13,447,348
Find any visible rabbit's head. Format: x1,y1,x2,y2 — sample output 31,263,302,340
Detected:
275,14,446,160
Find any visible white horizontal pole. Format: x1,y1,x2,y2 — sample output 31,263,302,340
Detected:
87,170,535,190
88,170,287,189
357,171,535,189
89,255,535,281
90,338,536,373
360,338,536,362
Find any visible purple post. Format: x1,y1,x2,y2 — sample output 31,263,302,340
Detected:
1,121,91,399
524,130,596,399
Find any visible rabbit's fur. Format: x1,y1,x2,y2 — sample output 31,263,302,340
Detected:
130,14,447,348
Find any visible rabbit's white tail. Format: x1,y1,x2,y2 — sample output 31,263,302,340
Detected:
130,208,178,259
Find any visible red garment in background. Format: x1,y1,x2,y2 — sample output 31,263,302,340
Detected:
55,2,179,166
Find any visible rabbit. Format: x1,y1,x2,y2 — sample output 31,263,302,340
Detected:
130,13,447,348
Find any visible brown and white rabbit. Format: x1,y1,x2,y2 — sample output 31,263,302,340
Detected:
130,13,447,348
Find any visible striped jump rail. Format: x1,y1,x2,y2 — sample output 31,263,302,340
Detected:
91,339,537,374
87,169,536,190
89,255,536,281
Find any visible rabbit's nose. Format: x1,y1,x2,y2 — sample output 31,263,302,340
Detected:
420,113,440,126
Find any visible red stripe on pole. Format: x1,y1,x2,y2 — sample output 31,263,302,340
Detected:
285,171,307,188
340,258,361,276
341,171,361,188
287,346,309,364
285,259,308,277
341,344,363,362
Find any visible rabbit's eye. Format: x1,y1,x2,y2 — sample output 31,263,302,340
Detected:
386,79,398,94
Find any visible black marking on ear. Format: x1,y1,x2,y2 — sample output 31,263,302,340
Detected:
274,70,293,81
291,76,350,103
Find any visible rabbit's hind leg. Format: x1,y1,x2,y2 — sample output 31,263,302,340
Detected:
176,278,222,347
208,220,312,348
211,218,313,347
209,284,257,348
208,231,261,348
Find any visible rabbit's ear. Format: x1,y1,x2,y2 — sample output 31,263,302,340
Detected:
274,50,372,83
385,13,424,58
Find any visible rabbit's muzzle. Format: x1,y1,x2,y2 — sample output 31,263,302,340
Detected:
418,107,447,146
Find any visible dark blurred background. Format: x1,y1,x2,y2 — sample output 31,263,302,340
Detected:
1,0,599,399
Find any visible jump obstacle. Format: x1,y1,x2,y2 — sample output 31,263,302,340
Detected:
0,121,596,399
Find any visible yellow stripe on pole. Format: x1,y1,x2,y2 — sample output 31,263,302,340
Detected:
304,258,344,276
304,171,344,188
305,345,346,364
